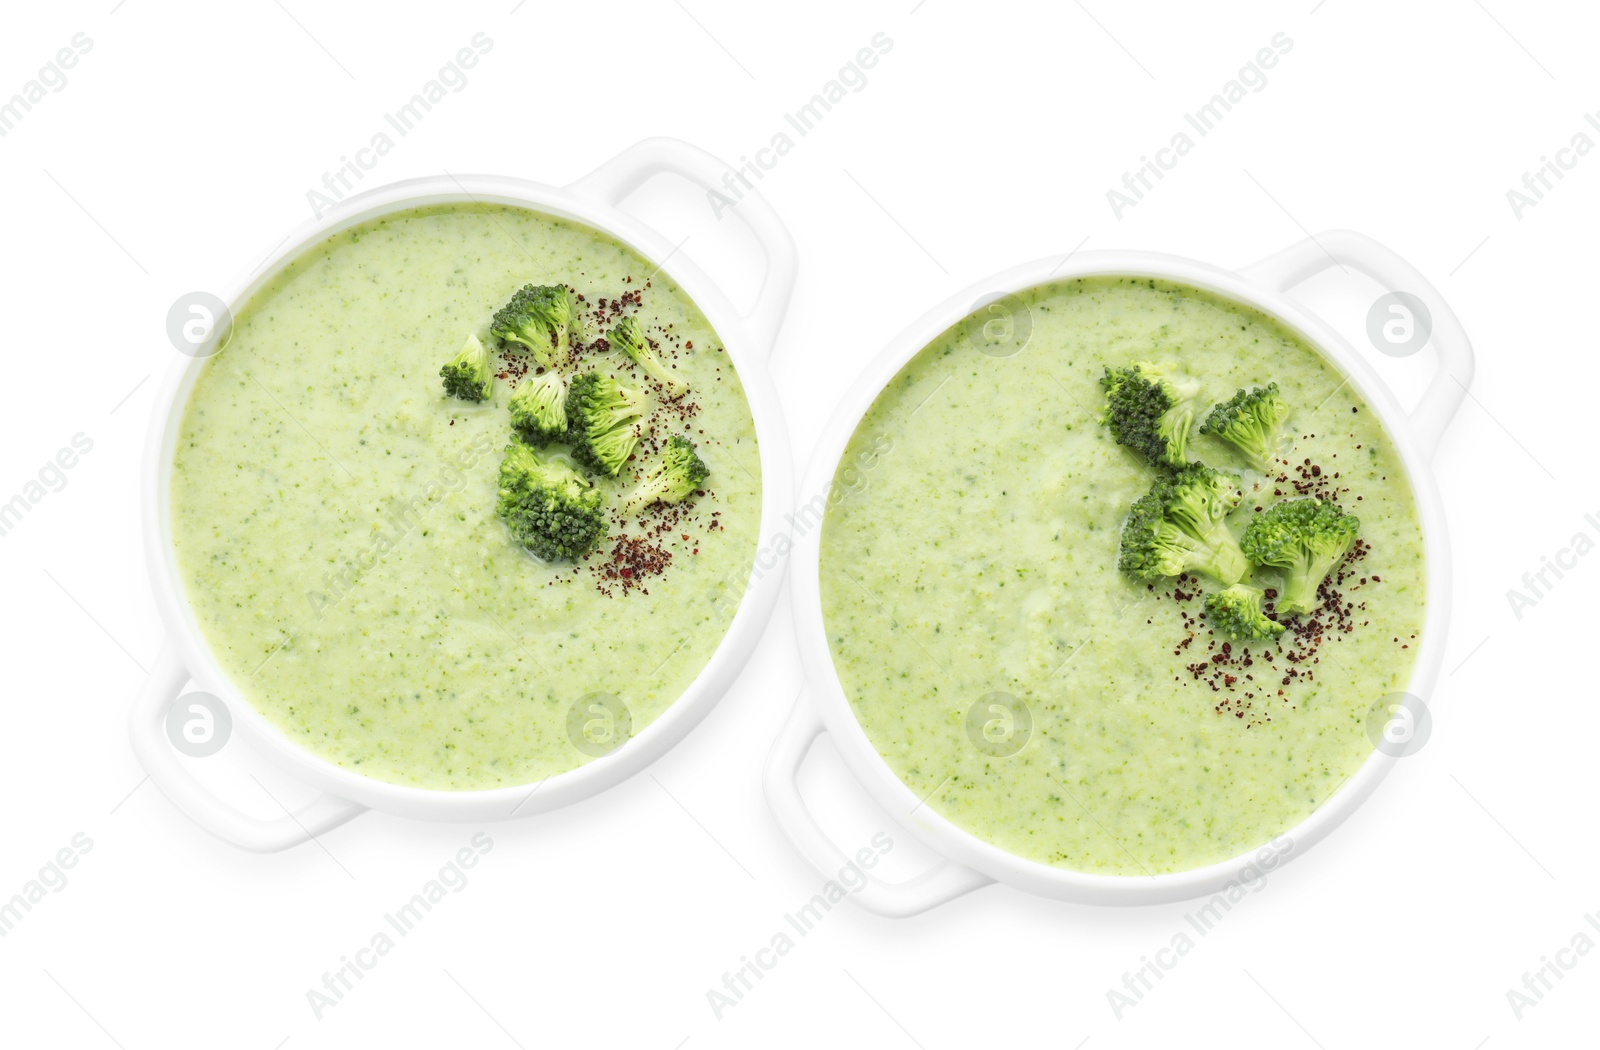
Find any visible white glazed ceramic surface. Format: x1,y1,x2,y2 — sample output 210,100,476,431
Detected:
767,231,1473,916
133,139,797,851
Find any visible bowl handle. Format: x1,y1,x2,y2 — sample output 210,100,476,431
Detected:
568,137,798,356
1237,229,1476,462
763,691,994,918
130,640,367,852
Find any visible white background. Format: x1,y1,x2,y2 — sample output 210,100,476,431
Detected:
0,0,1593,1046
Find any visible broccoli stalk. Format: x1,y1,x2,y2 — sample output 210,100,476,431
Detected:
507,370,569,446
1240,498,1360,615
566,371,646,477
1117,464,1250,585
491,284,585,370
495,443,606,561
1203,583,1286,640
440,333,494,402
608,316,688,398
1100,362,1203,468
1200,383,1292,471
621,435,710,518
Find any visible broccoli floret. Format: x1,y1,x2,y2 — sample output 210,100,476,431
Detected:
566,371,646,477
1203,583,1287,640
621,435,709,517
490,284,584,370
1100,362,1203,468
1240,498,1360,615
609,316,688,399
507,370,569,446
1117,464,1249,585
440,333,494,401
1200,383,1292,471
495,443,606,561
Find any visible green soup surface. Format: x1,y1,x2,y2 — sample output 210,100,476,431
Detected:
171,204,761,790
820,277,1424,875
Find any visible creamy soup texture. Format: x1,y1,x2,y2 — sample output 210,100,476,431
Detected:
820,277,1425,875
171,204,761,790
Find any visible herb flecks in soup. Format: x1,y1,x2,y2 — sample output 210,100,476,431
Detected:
820,277,1424,875
170,204,761,790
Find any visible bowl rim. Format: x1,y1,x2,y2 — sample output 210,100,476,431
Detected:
143,171,794,821
788,247,1453,904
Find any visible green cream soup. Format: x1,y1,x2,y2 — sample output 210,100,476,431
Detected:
820,277,1424,875
171,204,760,790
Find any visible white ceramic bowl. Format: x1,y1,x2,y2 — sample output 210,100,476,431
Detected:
132,139,797,851
766,231,1473,915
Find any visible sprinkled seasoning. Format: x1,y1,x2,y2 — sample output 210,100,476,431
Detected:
491,286,731,595
1151,464,1393,726
595,534,671,596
